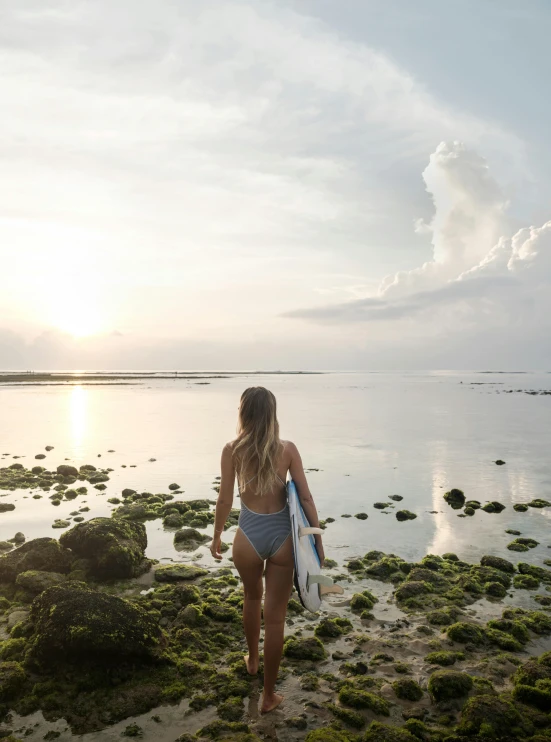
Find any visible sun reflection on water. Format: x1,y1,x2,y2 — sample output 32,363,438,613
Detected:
70,385,87,454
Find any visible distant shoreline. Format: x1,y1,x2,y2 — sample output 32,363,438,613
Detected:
0,370,323,385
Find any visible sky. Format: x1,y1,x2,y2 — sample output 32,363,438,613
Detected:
1,0,550,370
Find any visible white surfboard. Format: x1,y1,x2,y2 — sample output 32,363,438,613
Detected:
287,479,341,613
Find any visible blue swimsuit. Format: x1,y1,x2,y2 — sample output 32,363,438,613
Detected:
238,474,292,560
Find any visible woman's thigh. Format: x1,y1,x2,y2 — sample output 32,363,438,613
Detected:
264,535,294,622
232,527,264,598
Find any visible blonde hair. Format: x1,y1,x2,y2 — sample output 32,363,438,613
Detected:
233,387,282,495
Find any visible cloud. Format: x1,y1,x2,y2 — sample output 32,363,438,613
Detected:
285,141,551,345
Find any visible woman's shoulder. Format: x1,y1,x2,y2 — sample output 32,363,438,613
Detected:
280,440,298,456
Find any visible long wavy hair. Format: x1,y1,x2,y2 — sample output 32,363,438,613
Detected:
233,387,282,495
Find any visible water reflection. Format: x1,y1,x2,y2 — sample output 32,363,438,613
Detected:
70,385,87,455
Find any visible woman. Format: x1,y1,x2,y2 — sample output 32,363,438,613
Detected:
209,386,324,714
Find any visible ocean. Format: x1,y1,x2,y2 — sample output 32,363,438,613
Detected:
1,370,550,568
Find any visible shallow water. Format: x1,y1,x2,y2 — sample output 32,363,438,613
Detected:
1,371,551,569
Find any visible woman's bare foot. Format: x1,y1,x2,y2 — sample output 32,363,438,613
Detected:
260,692,284,714
244,654,259,675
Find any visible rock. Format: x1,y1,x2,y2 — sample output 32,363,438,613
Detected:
395,581,431,601
505,529,521,535
34,454,46,460
168,483,180,491
495,459,506,465
363,723,417,742
338,686,389,715
485,581,507,598
59,517,148,579
56,464,79,478
15,570,66,595
122,488,137,497
29,583,162,665
45,446,54,451
446,622,485,645
459,695,524,737
389,495,403,501
0,504,15,513
396,510,417,521
173,528,210,551
428,669,473,701
528,498,551,508
0,542,12,551
373,502,390,509
443,489,465,509
0,538,73,582
514,574,539,590
0,661,25,701
283,636,326,661
513,503,529,512
485,627,523,651
80,464,97,472
392,678,423,701
154,564,207,582
508,541,529,552
354,513,368,520
52,519,70,529
481,501,506,513
424,651,464,666
480,555,515,573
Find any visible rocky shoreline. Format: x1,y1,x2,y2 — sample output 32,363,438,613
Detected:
1,460,551,742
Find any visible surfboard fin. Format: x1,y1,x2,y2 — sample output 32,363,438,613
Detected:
307,574,334,588
320,584,345,596
298,526,324,537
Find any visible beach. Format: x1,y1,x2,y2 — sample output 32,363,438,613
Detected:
1,371,551,741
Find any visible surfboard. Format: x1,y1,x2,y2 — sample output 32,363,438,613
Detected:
287,478,342,613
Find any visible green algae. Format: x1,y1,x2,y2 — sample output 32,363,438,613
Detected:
424,651,464,666
283,636,326,661
338,685,389,715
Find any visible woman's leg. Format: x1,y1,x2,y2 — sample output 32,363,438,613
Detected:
262,535,294,712
232,528,264,674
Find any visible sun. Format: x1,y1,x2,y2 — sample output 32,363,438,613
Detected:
47,289,107,338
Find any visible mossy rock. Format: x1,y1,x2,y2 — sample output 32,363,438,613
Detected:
365,556,405,580
355,513,368,520
29,583,163,665
338,686,389,715
0,503,15,513
528,499,551,508
283,636,325,661
57,464,79,477
325,702,365,729
173,528,211,551
485,581,507,598
346,559,365,571
392,678,423,701
0,638,26,662
350,592,377,612
487,618,530,644
465,500,481,510
217,696,245,722
154,564,208,582
15,570,66,596
304,730,350,742
443,489,465,509
0,538,73,582
425,651,464,666
447,622,485,645
513,503,529,512
0,660,26,701
514,574,540,590
508,541,530,552
485,627,523,652
315,617,352,639
428,669,473,701
395,510,417,521
363,722,417,742
481,501,506,513
513,682,551,710
518,562,551,582
394,581,431,602
459,694,527,737
480,555,515,573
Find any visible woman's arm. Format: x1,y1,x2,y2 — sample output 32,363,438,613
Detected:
209,443,235,560
288,441,325,566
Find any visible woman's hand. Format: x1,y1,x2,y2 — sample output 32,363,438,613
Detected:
209,535,223,561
